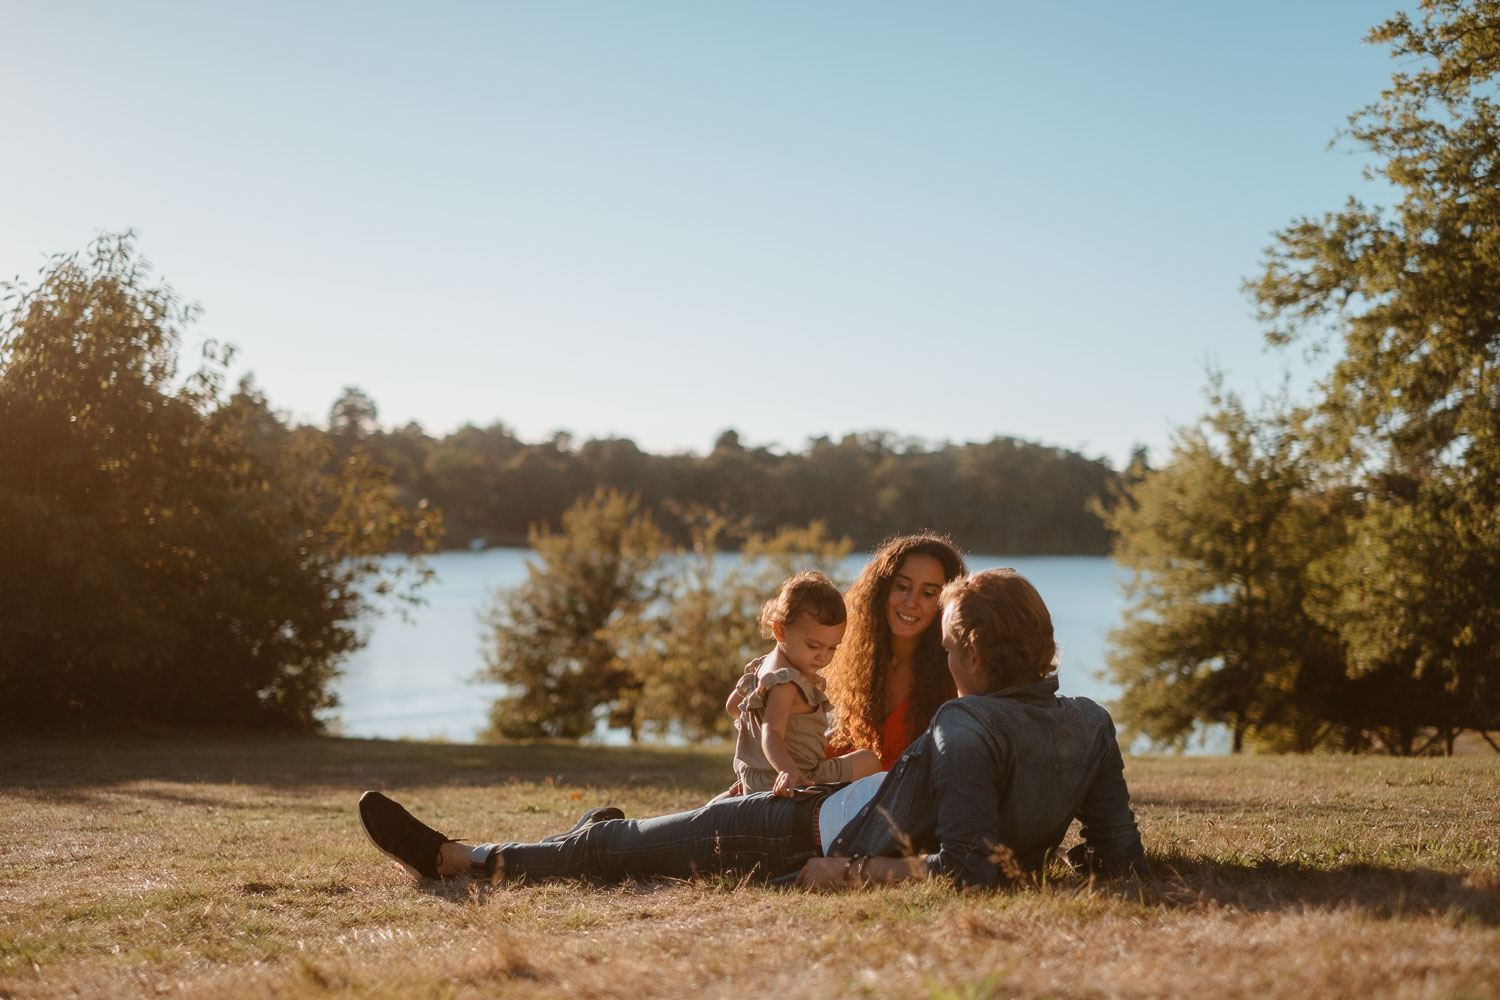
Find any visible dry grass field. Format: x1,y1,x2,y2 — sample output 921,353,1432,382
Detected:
1,735,1497,999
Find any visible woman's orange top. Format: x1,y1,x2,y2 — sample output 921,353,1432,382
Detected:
876,693,917,768
827,693,920,770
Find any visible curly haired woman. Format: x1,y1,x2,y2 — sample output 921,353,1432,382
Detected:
823,533,967,768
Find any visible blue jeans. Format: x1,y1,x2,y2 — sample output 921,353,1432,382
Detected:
480,791,822,883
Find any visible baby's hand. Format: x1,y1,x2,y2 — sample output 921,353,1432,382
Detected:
772,770,804,798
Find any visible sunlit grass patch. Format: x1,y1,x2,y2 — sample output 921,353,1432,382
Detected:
1,736,1497,999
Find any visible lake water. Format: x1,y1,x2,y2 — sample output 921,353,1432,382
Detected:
327,549,1131,744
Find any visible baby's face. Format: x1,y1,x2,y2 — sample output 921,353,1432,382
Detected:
776,614,846,674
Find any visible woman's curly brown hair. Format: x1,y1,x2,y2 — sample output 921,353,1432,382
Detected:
824,533,966,760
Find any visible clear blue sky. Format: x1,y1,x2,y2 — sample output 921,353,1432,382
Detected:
2,1,1401,468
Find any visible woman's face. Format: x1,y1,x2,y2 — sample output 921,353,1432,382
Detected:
884,553,947,643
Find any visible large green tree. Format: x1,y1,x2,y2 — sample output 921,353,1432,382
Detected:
1111,1,1500,755
0,233,438,731
1250,0,1500,748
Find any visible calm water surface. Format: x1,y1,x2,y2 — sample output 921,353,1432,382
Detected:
328,549,1129,743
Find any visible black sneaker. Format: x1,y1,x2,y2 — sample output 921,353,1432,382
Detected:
359,791,453,880
540,806,625,843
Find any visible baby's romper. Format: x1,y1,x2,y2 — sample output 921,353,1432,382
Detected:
731,655,856,793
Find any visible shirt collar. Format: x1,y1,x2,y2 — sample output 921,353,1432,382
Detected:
987,673,1060,704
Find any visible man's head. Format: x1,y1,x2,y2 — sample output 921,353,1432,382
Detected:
939,569,1056,695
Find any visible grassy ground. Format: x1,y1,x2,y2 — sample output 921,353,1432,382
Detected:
1,736,1497,1000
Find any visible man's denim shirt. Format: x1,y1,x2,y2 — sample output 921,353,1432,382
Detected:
827,675,1145,889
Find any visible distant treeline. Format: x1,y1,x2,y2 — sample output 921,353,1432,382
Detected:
324,387,1128,555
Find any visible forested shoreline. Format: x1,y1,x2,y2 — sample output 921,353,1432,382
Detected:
325,387,1126,556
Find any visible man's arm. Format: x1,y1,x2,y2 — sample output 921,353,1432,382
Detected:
922,705,1010,889
1073,729,1147,877
793,855,928,890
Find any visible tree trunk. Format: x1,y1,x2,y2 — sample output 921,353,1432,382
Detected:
1343,725,1363,754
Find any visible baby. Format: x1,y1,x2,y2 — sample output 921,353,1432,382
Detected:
726,571,882,796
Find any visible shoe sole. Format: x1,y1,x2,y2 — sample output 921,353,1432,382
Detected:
359,791,439,880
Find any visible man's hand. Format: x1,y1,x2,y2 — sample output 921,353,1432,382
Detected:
793,857,849,890
794,854,930,890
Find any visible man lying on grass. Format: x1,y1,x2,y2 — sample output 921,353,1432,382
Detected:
360,569,1146,890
